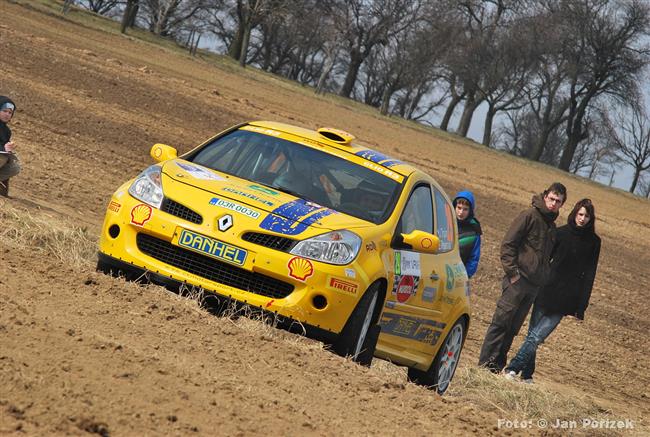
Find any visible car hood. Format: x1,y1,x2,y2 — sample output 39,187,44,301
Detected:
162,160,373,236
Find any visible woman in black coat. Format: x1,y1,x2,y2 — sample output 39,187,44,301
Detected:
504,198,601,383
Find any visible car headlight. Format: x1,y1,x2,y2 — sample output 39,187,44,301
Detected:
290,230,361,265
128,165,163,209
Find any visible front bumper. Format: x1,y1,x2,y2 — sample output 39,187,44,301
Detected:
96,252,338,343
97,190,369,334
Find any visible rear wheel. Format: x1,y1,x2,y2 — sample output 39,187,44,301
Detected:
407,318,466,394
333,284,380,365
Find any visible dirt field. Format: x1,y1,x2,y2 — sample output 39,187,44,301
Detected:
1,1,649,435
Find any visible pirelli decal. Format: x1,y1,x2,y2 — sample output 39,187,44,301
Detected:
327,277,358,294
379,313,447,346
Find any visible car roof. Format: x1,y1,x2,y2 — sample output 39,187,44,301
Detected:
248,120,418,178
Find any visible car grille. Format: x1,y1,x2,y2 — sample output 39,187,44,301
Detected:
242,232,295,252
136,233,294,299
161,198,203,224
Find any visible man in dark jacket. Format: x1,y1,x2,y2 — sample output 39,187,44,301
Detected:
478,182,567,373
0,95,21,197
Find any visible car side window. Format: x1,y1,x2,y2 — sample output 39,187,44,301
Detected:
433,188,455,252
398,184,433,234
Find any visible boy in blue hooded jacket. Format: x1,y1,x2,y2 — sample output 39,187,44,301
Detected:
453,191,482,278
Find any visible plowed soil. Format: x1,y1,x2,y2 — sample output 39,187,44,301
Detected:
1,1,648,436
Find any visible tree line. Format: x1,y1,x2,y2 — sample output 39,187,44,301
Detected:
67,0,650,196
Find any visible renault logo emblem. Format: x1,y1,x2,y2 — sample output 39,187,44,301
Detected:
217,214,233,232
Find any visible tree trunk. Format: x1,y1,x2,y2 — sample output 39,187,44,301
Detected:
530,127,551,161
228,25,245,60
315,56,336,94
629,168,641,193
192,34,201,56
127,2,138,28
440,93,463,131
62,0,74,14
239,23,252,67
338,50,363,98
120,0,137,33
457,91,480,137
482,105,496,147
559,107,588,171
379,84,395,116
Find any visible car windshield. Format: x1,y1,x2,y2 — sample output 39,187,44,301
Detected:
188,129,403,224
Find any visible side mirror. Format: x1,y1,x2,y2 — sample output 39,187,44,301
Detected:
401,230,440,254
150,143,178,163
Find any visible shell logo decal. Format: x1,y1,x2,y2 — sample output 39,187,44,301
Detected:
287,256,314,281
130,203,153,226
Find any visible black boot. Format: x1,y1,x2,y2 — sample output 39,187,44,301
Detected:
0,179,9,198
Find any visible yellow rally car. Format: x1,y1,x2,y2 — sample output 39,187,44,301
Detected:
97,121,470,394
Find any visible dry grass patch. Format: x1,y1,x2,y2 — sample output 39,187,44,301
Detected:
446,366,631,436
0,202,96,268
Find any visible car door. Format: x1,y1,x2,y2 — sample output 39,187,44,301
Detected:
379,183,450,362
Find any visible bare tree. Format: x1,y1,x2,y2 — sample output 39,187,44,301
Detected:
603,102,650,193
325,0,420,98
557,0,650,171
80,0,120,14
140,0,206,36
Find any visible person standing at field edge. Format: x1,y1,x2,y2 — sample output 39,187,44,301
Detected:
504,198,601,383
453,190,482,278
478,182,567,373
0,96,21,197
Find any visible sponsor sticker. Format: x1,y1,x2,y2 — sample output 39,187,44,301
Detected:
287,256,314,281
108,200,121,213
223,187,274,207
365,241,377,252
446,264,454,290
177,229,247,266
394,250,421,276
244,126,282,137
379,313,446,346
130,203,152,226
209,197,261,219
249,185,278,196
392,274,420,303
259,199,336,236
422,286,437,302
362,161,402,182
328,277,358,294
344,268,356,279
176,162,224,181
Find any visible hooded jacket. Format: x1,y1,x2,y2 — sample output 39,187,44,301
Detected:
0,96,16,152
536,221,600,319
453,191,482,278
500,194,558,286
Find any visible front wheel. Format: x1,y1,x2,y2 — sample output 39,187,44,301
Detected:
408,318,466,395
332,284,380,366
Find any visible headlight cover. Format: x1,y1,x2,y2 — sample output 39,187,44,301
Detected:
290,230,361,265
128,165,163,209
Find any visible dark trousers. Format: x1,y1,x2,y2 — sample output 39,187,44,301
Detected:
478,275,539,373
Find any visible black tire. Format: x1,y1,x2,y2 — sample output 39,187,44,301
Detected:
333,284,381,365
407,318,466,395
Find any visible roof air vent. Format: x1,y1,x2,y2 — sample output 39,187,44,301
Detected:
317,127,355,145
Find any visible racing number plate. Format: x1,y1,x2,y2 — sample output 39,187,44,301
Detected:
175,229,247,266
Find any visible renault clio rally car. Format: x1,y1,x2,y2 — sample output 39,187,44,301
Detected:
97,121,470,394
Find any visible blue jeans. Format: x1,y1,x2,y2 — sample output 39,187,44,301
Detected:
505,304,563,379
